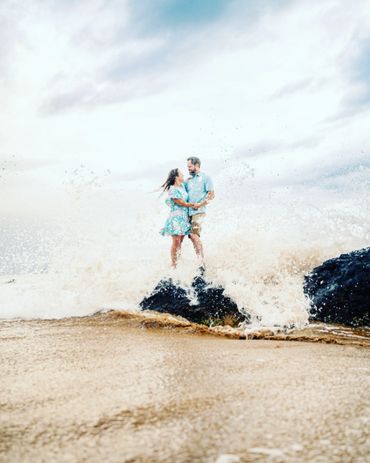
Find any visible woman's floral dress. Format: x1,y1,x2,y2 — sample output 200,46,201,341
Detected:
160,185,191,236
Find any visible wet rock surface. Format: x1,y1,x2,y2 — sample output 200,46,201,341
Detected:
304,247,370,327
140,275,247,326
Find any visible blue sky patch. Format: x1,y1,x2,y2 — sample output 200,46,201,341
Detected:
153,0,227,26
351,38,370,106
131,0,232,34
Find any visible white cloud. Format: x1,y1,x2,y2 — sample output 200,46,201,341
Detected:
0,0,369,194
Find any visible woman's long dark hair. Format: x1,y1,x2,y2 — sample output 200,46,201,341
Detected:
161,168,179,192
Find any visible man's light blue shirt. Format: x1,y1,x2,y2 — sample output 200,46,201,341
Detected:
184,171,214,216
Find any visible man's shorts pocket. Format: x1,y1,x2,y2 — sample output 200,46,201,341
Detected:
189,213,206,237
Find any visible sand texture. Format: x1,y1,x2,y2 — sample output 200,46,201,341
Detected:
1,313,369,463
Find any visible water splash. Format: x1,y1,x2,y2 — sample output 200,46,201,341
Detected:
1,159,369,327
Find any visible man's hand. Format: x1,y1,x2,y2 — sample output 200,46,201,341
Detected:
206,191,215,201
192,200,208,209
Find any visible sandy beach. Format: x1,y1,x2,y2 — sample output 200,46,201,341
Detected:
1,312,369,463
3,0,370,461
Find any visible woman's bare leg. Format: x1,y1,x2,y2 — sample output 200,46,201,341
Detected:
171,236,183,268
177,236,185,261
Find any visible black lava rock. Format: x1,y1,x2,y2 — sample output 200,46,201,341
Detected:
140,275,247,326
304,247,370,327
140,279,191,315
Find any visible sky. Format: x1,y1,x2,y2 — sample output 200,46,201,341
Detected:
1,0,370,199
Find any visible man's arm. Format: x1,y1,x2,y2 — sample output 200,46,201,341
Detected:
205,175,215,201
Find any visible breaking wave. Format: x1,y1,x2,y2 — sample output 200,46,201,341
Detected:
1,160,369,327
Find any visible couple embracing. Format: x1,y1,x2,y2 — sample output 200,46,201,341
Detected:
160,157,215,269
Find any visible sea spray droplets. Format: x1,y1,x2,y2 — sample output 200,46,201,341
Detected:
1,160,370,324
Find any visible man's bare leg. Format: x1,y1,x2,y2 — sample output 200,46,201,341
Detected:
190,233,205,267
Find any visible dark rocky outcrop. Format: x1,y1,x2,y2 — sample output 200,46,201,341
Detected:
140,275,247,326
304,247,370,327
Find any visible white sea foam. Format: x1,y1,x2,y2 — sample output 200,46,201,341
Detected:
1,161,369,326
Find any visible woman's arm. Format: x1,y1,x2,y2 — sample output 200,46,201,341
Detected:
173,198,196,208
172,199,209,209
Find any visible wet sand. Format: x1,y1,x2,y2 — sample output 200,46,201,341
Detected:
1,313,369,463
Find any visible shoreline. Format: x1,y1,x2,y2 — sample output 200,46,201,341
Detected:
2,310,369,347
1,314,369,462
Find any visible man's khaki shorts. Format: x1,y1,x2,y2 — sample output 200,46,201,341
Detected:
189,213,206,237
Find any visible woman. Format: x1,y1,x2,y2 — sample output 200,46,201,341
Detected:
160,168,207,268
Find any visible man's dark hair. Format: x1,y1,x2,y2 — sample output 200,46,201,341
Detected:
187,156,201,166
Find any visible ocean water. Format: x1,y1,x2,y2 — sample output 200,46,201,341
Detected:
1,160,370,328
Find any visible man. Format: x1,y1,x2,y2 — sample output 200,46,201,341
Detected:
184,156,215,268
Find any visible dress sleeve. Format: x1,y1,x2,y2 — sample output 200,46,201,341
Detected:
169,187,182,200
